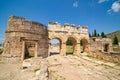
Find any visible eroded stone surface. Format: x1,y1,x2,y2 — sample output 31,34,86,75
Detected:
0,55,120,80
47,55,120,80
2,16,48,61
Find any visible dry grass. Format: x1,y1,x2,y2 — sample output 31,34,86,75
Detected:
66,46,73,53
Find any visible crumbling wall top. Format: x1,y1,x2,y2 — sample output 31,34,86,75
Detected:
6,16,47,34
9,16,25,19
48,22,88,32
9,16,46,27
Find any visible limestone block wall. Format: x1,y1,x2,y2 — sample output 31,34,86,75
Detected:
48,22,89,55
2,16,48,59
48,22,89,40
90,37,112,53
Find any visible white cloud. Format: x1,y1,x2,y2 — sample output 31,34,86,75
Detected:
107,1,120,13
73,1,78,8
98,0,109,4
111,1,120,12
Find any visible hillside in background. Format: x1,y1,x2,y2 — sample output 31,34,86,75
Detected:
106,30,120,43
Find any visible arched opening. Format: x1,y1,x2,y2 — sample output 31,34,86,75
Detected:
49,38,61,56
66,37,77,55
104,44,109,52
80,39,88,53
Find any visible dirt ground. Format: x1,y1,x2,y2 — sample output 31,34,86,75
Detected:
0,55,35,80
0,62,21,80
47,55,120,80
0,54,120,80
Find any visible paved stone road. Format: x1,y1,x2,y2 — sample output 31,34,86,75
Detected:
47,55,120,80
0,54,120,80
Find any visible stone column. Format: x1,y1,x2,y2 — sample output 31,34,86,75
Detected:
86,43,90,53
108,44,112,54
21,41,25,61
74,43,80,56
109,43,113,53
35,42,38,58
60,43,66,56
48,42,51,56
102,43,104,52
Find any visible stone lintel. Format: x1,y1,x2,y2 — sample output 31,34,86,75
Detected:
21,37,39,42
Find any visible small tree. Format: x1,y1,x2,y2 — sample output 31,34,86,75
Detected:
97,33,100,37
101,32,106,38
113,35,118,45
93,29,97,37
66,38,73,45
92,32,94,37
101,32,104,38
89,32,91,37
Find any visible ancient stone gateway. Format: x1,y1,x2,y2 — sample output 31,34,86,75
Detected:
48,22,90,56
2,16,48,61
2,16,113,62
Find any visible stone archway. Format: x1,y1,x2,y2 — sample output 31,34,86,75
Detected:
49,38,61,56
66,36,81,56
80,38,90,53
48,35,66,56
66,37,77,55
48,22,89,56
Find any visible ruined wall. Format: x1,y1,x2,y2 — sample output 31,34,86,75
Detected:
90,37,112,53
2,16,48,61
2,16,114,63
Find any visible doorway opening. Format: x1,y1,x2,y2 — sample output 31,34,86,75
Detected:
25,42,35,59
66,37,77,55
80,39,88,53
104,44,109,52
50,38,61,56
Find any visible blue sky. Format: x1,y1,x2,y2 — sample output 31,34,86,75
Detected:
0,0,120,44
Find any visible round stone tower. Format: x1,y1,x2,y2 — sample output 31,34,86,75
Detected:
2,16,48,62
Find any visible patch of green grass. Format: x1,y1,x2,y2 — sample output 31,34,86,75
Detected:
86,55,95,59
29,52,34,57
34,68,40,72
66,46,73,52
